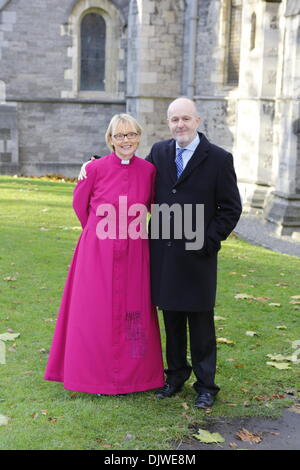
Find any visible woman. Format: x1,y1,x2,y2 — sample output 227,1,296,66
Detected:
44,114,164,395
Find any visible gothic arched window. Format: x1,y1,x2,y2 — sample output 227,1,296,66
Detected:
80,12,106,91
227,0,242,86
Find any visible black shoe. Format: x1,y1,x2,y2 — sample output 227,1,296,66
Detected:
195,392,214,409
155,383,182,399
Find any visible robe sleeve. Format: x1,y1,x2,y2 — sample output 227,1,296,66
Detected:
72,161,98,229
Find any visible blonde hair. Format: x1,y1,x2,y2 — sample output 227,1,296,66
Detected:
105,113,143,151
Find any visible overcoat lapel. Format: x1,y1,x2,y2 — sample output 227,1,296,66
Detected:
165,139,177,185
173,133,210,187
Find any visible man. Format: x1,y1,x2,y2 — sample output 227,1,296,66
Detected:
78,97,242,408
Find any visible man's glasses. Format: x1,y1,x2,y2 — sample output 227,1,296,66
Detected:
113,132,138,141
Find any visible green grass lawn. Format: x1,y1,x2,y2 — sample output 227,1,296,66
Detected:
0,174,299,450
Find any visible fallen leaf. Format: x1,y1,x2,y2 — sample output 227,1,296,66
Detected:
254,394,285,402
254,395,267,401
292,340,300,349
234,293,255,300
214,316,226,321
266,352,300,363
181,402,189,410
266,361,291,370
3,277,17,281
285,388,297,395
193,429,225,444
229,442,238,449
235,428,262,444
268,303,281,307
0,332,20,342
289,405,300,414
275,325,287,329
266,353,289,361
246,331,258,337
291,351,300,363
290,295,300,299
0,415,9,426
289,300,300,305
234,294,270,302
217,337,235,345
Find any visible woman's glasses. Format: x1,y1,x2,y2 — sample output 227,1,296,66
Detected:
113,132,138,141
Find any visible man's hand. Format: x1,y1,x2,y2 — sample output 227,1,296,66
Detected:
78,159,93,180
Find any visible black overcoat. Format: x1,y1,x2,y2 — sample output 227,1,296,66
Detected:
146,133,242,312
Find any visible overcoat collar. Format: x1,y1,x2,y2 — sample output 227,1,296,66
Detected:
168,132,210,187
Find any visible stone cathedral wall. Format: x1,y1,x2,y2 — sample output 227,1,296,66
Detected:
0,0,129,176
0,0,299,233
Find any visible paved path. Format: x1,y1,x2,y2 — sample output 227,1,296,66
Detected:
234,212,300,258
176,407,300,451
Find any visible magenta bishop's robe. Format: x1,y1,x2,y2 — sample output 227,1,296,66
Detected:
44,153,164,394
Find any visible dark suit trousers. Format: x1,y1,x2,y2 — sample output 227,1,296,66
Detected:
162,310,220,395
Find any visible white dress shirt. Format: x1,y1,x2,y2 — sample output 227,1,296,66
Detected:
176,134,200,170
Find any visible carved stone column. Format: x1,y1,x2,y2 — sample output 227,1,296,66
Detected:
263,0,300,236
235,0,281,209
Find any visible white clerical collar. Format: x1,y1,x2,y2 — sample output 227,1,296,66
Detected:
176,134,200,152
